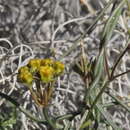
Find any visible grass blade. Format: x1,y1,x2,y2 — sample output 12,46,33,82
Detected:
97,104,122,130
85,49,105,101
107,92,130,113
100,0,125,49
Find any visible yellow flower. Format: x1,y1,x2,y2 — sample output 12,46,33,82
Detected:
53,61,64,75
27,59,41,73
18,71,33,85
41,59,54,66
17,58,65,107
18,59,65,85
18,66,29,74
39,66,54,83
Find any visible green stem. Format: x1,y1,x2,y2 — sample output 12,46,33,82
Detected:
85,49,104,102
19,106,47,124
42,108,57,129
111,69,130,80
102,100,130,107
56,111,81,122
110,46,128,79
85,79,109,123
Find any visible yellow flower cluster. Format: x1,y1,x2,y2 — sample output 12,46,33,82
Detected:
18,58,64,85
18,66,33,85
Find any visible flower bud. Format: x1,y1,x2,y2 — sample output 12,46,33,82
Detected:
41,59,54,66
18,71,33,85
53,61,64,75
39,66,54,83
28,59,41,73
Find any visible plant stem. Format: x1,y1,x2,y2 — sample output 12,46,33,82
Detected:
110,47,128,79
85,79,109,124
42,107,57,129
56,112,80,121
111,69,130,80
19,106,47,124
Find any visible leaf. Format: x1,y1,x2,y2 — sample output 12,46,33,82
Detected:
97,104,122,130
107,92,130,113
80,119,92,129
0,92,19,107
85,49,105,101
1,116,16,127
94,49,104,78
100,0,125,49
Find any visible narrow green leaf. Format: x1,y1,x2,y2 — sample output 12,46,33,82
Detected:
80,119,92,129
101,0,125,48
0,92,19,107
96,104,122,130
94,49,104,77
1,117,16,127
85,49,105,101
41,107,64,129
107,92,130,113
19,106,47,124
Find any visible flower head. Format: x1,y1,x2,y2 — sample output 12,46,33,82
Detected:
39,66,54,83
18,71,33,85
53,61,64,75
27,59,41,73
17,58,65,107
41,59,54,66
18,66,29,73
